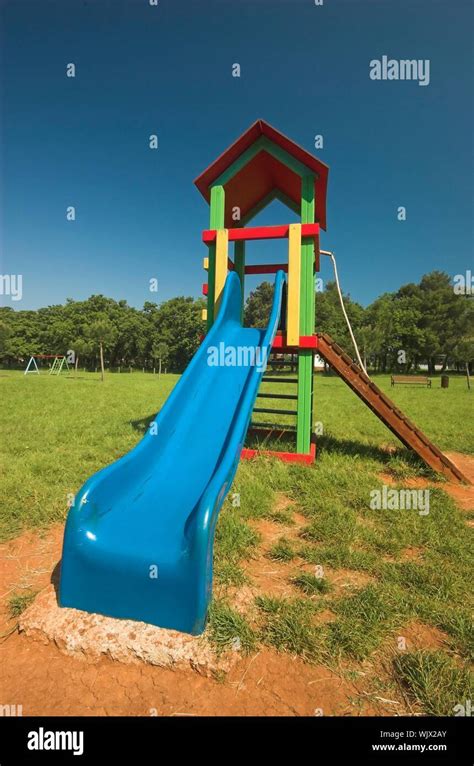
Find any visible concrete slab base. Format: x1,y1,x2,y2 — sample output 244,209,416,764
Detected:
19,586,235,676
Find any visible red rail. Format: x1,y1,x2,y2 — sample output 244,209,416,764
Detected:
241,442,316,465
202,223,319,244
272,335,317,350
244,263,288,275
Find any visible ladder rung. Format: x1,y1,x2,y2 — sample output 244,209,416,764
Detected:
253,407,297,416
262,377,298,383
257,393,298,400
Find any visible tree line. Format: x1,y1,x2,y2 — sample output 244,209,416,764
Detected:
319,271,473,374
0,294,206,374
0,270,472,375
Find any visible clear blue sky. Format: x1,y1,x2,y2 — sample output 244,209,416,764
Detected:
1,0,473,310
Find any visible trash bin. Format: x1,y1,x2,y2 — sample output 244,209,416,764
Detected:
441,375,449,389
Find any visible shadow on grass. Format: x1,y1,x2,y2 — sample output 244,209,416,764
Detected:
317,434,431,474
245,428,296,452
129,413,157,434
129,415,431,477
317,434,397,462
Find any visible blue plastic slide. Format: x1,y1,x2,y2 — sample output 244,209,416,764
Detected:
60,271,285,634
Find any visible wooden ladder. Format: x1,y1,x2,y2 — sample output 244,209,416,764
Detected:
316,333,469,484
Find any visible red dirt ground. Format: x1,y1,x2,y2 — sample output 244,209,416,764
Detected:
0,524,386,716
1,454,472,717
380,451,474,513
0,522,374,716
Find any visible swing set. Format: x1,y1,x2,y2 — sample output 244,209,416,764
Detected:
24,354,70,375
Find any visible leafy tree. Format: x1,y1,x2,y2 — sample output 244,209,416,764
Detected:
152,341,169,375
72,337,94,374
0,318,12,355
88,317,117,381
415,272,466,373
150,296,205,372
316,281,365,356
244,282,274,327
452,299,474,388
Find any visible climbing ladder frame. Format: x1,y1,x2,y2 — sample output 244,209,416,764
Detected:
202,214,320,463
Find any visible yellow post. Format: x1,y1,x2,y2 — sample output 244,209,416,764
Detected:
214,228,228,316
287,223,301,346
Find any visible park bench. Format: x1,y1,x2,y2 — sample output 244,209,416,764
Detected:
391,375,432,388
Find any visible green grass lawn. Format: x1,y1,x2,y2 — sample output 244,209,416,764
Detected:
257,372,474,455
0,370,179,539
1,368,472,714
1,368,471,540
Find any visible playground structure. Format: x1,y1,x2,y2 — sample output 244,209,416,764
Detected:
195,121,467,481
24,354,70,375
197,119,327,463
60,120,469,637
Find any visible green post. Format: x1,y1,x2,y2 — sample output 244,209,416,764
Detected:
296,175,315,454
234,240,245,322
207,185,225,330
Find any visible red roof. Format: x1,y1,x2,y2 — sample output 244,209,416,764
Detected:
194,120,329,230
